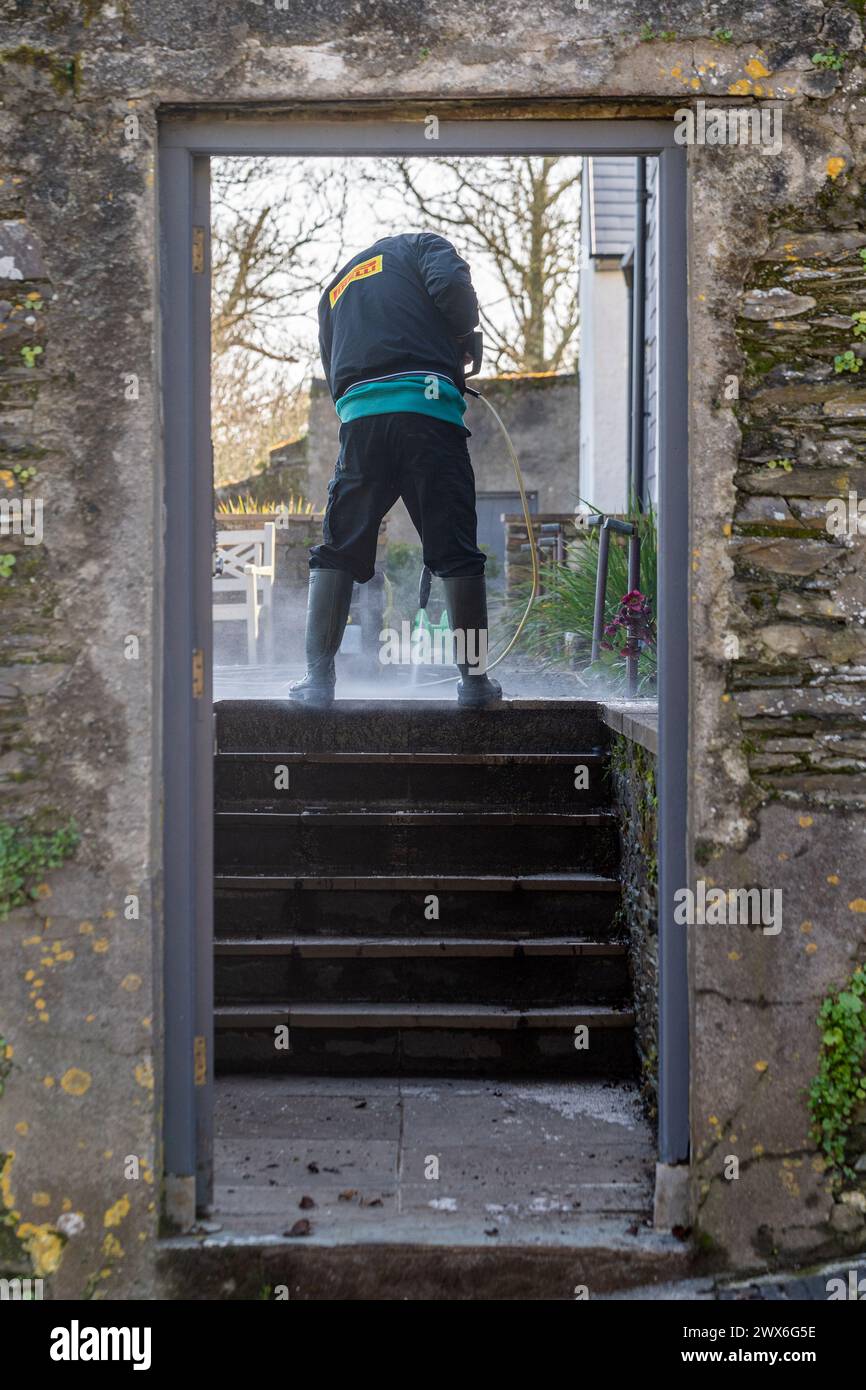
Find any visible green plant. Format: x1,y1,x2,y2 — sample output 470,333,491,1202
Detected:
712,27,733,42
808,964,866,1185
0,555,15,579
216,492,319,515
640,25,676,40
0,1036,11,1099
9,463,37,485
19,345,42,368
851,312,866,340
859,248,866,267
0,819,79,921
811,48,845,70
514,499,657,692
766,457,794,472
835,349,861,374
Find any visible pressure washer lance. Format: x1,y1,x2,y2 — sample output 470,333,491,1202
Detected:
415,337,541,686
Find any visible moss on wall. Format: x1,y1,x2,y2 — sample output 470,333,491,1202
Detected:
609,732,659,1124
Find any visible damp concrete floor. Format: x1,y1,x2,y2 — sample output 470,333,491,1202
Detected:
213,662,594,702
209,1074,658,1247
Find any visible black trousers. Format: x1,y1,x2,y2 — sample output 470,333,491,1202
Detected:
310,411,486,583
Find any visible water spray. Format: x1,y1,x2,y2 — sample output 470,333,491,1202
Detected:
413,333,541,686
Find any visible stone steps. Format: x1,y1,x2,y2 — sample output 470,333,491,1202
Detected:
213,700,632,1077
214,872,621,940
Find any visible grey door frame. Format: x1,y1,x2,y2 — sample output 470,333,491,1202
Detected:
157,115,689,1211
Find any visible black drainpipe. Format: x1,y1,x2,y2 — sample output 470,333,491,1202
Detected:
629,157,648,512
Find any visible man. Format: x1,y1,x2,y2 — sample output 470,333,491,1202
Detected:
288,231,502,708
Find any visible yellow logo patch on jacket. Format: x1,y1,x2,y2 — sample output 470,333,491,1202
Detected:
329,254,383,308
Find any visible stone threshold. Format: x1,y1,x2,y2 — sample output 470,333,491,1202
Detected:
599,699,659,755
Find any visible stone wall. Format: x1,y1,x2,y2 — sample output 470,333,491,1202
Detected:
1,0,866,1296
609,729,660,1127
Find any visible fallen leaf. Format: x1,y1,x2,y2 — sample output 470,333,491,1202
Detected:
285,1219,311,1238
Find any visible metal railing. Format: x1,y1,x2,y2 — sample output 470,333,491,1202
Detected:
575,512,642,698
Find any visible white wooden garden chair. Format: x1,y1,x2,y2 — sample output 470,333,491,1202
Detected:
212,523,276,664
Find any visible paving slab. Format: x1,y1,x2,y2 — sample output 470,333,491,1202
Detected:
211,1074,656,1244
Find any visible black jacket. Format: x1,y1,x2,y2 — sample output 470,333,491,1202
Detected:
318,233,479,403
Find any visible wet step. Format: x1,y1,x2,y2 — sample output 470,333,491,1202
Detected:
214,1002,637,1078
214,810,618,875
214,936,630,1006
214,872,621,940
214,749,608,810
214,699,607,755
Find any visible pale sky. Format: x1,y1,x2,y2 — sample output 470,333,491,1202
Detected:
212,154,581,392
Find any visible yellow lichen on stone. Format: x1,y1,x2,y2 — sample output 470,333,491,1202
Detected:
754,1060,769,1072
135,1059,154,1091
1,1152,16,1209
32,1191,50,1207
745,58,769,79
17,1222,63,1276
104,1196,130,1228
798,815,813,828
826,157,846,180
728,79,752,95
60,1068,92,1097
848,899,866,913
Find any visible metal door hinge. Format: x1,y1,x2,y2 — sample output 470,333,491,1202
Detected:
192,226,206,274
192,648,204,699
194,1035,207,1086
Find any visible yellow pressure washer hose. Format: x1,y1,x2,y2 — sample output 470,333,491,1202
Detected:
416,386,540,686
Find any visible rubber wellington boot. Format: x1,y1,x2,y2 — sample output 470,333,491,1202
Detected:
441,575,503,708
288,567,354,707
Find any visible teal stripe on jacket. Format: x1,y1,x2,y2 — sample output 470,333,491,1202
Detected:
335,372,467,428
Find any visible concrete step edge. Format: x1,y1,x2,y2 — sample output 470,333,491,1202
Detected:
213,873,621,893
215,810,616,826
214,1003,636,1030
214,937,628,957
215,751,607,765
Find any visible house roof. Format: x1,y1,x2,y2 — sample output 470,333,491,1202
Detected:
585,157,637,259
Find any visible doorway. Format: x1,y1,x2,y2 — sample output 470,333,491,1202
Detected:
158,115,688,1219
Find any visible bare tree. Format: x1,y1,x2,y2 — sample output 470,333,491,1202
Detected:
210,158,348,485
360,156,580,374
